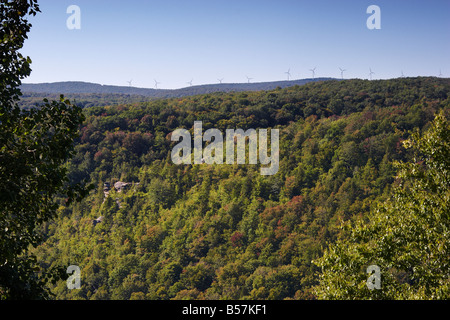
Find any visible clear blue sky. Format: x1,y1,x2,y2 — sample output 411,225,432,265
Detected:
21,0,450,89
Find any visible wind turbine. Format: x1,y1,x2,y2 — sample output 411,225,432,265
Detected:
309,67,316,79
439,69,443,77
285,68,292,81
401,70,405,78
246,75,253,83
186,79,193,86
154,79,161,89
369,68,375,80
217,78,224,84
126,79,133,87
339,67,346,80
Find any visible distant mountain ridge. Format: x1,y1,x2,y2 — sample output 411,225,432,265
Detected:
20,78,336,99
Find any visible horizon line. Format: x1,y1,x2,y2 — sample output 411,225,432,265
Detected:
21,75,447,91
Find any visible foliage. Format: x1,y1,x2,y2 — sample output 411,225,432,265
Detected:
0,0,88,299
18,78,335,102
314,111,449,299
31,75,450,300
19,92,156,109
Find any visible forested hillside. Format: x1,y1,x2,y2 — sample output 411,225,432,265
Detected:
18,78,333,109
20,78,333,100
33,77,449,300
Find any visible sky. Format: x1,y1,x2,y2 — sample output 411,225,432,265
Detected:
21,0,450,89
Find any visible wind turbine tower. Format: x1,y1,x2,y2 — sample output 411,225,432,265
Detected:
187,79,193,86
309,67,316,79
339,68,346,80
285,68,292,81
154,79,161,89
127,79,133,87
369,68,375,80
217,78,224,84
246,75,253,83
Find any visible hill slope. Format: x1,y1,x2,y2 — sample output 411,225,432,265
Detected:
34,77,450,300
19,78,335,109
20,78,334,98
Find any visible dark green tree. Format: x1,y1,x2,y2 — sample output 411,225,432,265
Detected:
0,0,89,299
314,111,450,299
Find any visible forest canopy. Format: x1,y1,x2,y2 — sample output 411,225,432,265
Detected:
2,0,449,302
31,76,450,300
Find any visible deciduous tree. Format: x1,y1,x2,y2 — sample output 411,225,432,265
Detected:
314,111,450,299
0,0,89,299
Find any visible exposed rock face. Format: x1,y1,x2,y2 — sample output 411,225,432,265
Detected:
92,216,104,226
114,181,130,192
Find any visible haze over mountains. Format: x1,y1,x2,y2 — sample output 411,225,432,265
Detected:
20,78,335,99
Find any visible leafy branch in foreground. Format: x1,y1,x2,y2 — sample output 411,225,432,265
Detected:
1,0,90,299
314,110,450,299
